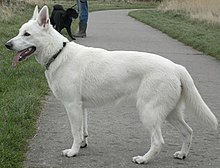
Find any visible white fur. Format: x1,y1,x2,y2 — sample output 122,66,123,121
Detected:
7,6,218,164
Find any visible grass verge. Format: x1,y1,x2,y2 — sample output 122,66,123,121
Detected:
129,9,220,59
88,0,157,12
158,0,220,25
0,6,48,168
0,1,157,167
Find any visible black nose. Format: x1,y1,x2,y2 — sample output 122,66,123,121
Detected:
5,41,13,50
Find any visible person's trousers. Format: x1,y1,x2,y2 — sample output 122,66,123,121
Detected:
76,0,88,24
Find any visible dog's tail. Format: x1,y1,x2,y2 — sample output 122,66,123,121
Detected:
178,65,218,130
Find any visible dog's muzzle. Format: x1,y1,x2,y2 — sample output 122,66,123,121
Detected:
5,40,36,67
5,41,13,50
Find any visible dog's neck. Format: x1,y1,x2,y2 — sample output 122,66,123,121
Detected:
35,26,69,67
45,42,67,70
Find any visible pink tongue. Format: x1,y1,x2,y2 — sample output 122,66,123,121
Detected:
12,50,23,67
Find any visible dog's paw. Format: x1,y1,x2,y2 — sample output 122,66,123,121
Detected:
80,135,88,148
61,149,78,157
80,140,88,148
132,156,147,164
173,151,187,159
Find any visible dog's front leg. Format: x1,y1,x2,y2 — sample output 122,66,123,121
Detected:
62,101,83,157
81,108,88,148
66,27,75,40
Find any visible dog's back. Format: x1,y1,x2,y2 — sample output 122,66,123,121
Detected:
53,4,64,11
50,4,64,26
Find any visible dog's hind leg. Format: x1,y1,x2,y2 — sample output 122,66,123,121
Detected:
133,75,182,164
132,103,165,164
167,99,193,159
56,26,61,33
80,108,88,148
62,101,83,157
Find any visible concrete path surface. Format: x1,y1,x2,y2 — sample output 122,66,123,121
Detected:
24,10,220,168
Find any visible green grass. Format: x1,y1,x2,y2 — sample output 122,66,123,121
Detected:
0,1,157,167
129,9,220,59
88,0,157,11
0,7,48,168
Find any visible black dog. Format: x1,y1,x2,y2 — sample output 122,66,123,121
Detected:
50,4,78,40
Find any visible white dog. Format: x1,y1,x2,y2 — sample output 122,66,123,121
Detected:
5,6,218,164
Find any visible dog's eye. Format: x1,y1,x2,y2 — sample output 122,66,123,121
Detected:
24,32,31,36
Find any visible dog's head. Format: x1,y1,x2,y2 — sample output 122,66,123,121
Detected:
66,8,78,20
5,5,64,67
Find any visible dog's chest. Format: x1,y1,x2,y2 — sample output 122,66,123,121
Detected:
45,69,80,102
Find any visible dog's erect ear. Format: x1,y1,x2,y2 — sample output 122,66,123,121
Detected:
32,5,38,20
37,6,50,28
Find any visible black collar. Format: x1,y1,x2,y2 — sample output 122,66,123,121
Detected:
46,42,67,70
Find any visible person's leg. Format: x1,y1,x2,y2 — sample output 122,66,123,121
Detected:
74,0,88,38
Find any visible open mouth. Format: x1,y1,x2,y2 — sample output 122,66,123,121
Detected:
12,46,36,67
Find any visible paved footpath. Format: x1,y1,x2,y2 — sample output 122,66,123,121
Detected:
24,10,220,168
